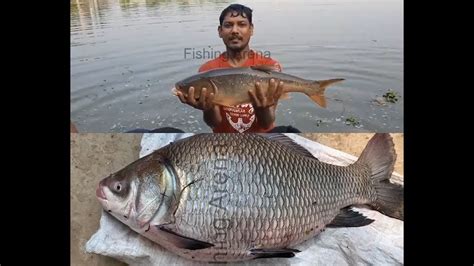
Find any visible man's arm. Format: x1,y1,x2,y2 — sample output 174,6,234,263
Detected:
203,105,222,128
254,105,276,130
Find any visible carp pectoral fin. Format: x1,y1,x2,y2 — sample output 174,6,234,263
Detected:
156,225,214,250
210,99,235,108
326,207,374,228
250,248,301,259
211,97,249,108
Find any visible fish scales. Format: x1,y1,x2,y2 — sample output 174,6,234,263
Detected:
162,134,375,256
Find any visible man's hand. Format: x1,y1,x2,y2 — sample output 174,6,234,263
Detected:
176,87,216,111
248,78,284,109
248,78,284,129
176,86,222,128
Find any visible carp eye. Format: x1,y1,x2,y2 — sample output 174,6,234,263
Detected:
114,182,122,192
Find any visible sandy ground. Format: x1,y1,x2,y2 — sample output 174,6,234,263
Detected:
71,133,142,266
70,133,403,265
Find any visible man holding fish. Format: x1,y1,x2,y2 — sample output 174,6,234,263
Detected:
175,4,343,133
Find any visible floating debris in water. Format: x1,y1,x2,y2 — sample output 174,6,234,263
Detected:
345,116,360,127
382,89,400,103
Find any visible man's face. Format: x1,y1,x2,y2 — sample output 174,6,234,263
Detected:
218,12,253,52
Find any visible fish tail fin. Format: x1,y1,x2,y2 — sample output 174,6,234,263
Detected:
304,78,344,108
355,133,404,220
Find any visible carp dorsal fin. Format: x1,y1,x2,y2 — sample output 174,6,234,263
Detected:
156,224,214,250
260,133,317,160
250,248,301,259
327,207,374,228
250,64,279,74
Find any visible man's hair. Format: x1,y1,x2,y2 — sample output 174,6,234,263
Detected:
219,4,253,25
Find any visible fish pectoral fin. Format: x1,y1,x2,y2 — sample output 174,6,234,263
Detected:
327,207,375,228
250,248,301,259
250,65,279,74
210,100,235,108
156,224,214,250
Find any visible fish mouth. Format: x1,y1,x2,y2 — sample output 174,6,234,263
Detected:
96,184,107,200
171,86,178,96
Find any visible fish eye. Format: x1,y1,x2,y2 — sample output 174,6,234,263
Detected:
113,182,122,192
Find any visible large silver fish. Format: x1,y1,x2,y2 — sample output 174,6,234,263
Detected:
96,133,403,262
173,65,344,108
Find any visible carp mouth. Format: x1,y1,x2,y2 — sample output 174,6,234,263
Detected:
96,182,107,200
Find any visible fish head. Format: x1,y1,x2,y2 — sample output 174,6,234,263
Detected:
173,81,198,99
96,153,177,233
174,78,215,100
173,82,186,96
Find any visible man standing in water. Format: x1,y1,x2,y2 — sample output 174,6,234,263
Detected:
176,4,300,133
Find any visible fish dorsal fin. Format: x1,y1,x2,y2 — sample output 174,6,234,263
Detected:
327,207,374,228
250,65,279,74
260,133,317,159
156,224,214,250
